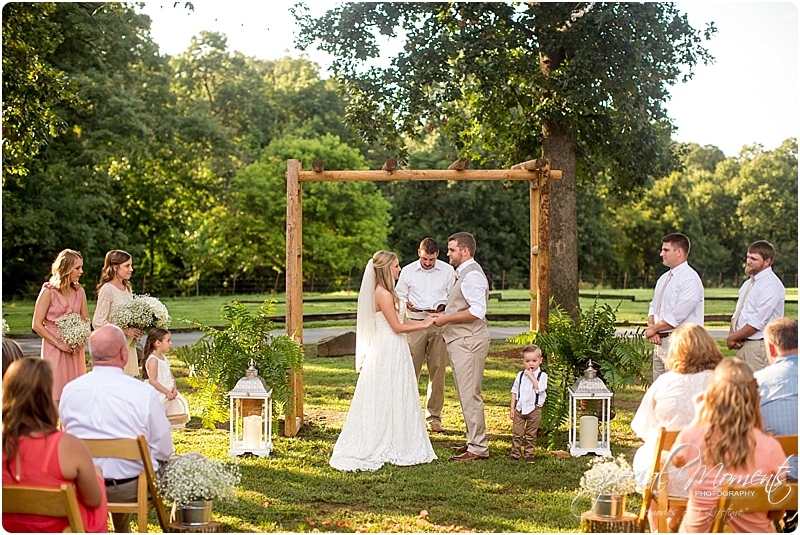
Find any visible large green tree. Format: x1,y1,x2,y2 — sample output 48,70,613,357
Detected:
217,134,392,291
295,2,715,318
1,2,74,179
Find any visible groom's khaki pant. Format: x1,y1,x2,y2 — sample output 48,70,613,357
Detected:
407,322,447,426
447,333,490,457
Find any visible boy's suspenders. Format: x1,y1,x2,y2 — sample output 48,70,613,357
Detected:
517,370,544,407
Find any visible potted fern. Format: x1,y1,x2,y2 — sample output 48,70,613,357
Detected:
175,299,304,429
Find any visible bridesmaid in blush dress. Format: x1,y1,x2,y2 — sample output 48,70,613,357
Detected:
92,250,142,377
31,249,89,405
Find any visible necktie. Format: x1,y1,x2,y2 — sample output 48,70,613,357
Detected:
654,271,673,320
730,277,756,331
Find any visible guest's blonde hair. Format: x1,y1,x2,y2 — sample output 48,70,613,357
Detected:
48,249,83,292
372,251,400,311
696,358,762,469
666,323,723,374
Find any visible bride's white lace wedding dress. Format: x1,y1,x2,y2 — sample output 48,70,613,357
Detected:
329,302,438,471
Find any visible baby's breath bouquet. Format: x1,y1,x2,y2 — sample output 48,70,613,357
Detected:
157,455,240,506
580,454,637,497
2,318,9,336
110,294,170,345
55,313,92,348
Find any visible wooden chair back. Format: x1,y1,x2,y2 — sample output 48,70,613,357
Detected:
2,482,86,532
637,427,681,531
81,435,169,533
711,481,799,532
774,434,799,457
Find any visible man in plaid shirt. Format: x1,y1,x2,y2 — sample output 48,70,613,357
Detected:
756,317,797,480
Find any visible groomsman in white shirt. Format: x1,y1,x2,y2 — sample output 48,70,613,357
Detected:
396,237,454,432
644,233,704,381
727,240,785,372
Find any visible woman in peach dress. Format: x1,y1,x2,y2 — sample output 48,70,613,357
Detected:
31,249,90,404
92,250,142,377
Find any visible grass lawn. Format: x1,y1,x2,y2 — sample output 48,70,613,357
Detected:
151,340,649,533
3,288,797,334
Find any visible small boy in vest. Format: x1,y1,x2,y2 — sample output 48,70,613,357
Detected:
509,343,547,463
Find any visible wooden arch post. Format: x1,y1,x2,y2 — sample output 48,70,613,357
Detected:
283,158,561,436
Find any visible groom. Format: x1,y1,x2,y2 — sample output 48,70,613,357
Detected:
433,232,491,461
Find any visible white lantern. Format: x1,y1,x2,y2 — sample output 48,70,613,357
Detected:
228,360,273,458
568,360,612,457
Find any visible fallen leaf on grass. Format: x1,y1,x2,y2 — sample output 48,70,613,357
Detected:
261,501,269,508
306,518,316,525
550,450,571,458
323,519,332,526
338,522,345,527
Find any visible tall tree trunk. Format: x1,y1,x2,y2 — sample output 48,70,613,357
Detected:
542,122,579,321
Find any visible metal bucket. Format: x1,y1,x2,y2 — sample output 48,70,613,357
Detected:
591,494,627,518
171,500,213,526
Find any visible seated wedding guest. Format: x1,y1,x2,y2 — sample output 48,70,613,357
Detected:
60,324,173,533
2,358,108,533
2,338,24,376
630,323,722,531
673,358,788,533
757,317,798,531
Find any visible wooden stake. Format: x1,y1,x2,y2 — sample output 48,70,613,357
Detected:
381,158,397,172
447,157,470,170
530,176,541,332
285,159,304,437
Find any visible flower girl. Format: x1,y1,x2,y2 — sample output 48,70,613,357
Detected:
142,328,189,428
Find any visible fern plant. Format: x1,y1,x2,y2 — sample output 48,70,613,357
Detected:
174,300,304,429
510,301,649,447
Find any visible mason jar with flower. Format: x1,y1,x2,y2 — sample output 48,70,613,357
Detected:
157,455,240,526
579,454,637,518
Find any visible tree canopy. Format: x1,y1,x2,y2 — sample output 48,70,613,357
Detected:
295,2,716,317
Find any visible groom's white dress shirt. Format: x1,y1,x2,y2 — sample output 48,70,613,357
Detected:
454,258,488,320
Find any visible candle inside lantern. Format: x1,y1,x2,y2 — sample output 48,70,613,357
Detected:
579,415,599,448
243,415,263,449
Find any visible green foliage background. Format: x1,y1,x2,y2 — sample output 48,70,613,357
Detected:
2,3,797,301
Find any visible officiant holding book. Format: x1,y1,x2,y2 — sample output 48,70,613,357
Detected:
396,237,454,433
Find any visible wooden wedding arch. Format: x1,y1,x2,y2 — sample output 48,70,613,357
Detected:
283,158,562,436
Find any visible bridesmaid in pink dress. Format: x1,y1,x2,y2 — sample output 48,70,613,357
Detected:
31,249,89,404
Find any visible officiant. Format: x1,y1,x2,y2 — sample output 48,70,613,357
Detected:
395,237,454,433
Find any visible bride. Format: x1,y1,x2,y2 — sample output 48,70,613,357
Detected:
329,251,439,471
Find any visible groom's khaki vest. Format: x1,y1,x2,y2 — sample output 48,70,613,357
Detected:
442,262,489,344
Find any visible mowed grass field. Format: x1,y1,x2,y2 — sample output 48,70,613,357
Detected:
135,340,650,533
3,287,797,334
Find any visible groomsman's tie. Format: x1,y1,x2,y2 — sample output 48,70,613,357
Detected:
655,271,673,320
730,276,756,331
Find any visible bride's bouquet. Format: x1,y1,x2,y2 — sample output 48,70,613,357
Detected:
55,313,92,349
111,294,170,345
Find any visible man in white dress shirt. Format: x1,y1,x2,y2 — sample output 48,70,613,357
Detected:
60,324,174,533
434,232,491,460
727,240,785,371
395,237,454,432
644,233,704,381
